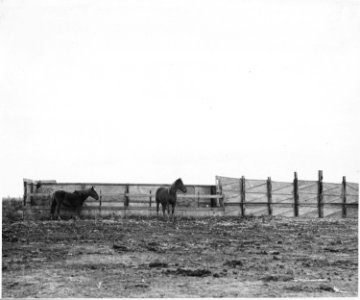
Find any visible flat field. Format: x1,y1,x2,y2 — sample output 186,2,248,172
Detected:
2,216,358,297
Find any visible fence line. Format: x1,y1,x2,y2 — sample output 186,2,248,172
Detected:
26,192,223,211
27,193,223,201
216,170,358,218
23,171,358,219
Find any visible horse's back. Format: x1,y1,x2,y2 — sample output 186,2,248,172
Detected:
53,190,77,206
53,190,67,199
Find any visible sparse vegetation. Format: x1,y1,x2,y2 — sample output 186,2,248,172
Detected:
2,197,23,221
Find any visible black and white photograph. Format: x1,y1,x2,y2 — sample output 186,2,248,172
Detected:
1,0,359,297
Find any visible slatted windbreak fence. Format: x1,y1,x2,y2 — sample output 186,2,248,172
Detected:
216,172,358,218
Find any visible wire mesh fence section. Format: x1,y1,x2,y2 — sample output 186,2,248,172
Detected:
216,175,358,218
347,194,359,204
216,176,241,206
322,182,342,196
245,180,267,193
298,194,318,205
323,194,343,204
297,180,318,194
347,182,359,195
271,181,294,198
245,180,267,207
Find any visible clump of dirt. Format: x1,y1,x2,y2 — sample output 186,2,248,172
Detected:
285,284,313,293
285,283,339,294
144,241,166,253
262,274,294,282
224,260,243,268
318,283,337,292
124,282,150,289
164,268,212,277
149,261,168,268
112,242,130,252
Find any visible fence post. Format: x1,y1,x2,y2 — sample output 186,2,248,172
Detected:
23,180,27,207
149,190,152,216
99,189,102,218
217,179,224,211
293,172,299,217
267,177,272,216
124,185,129,218
210,186,216,207
240,176,246,217
22,181,26,220
30,183,34,206
342,176,347,218
124,185,130,206
317,170,323,218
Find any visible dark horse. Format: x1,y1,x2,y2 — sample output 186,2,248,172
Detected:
50,186,99,220
156,178,187,218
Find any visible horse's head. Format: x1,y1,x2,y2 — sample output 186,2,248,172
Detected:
176,178,187,193
89,186,99,200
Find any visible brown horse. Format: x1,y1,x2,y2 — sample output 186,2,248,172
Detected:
50,186,99,220
156,178,187,218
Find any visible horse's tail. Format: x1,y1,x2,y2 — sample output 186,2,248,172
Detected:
50,192,57,215
155,189,160,204
155,188,166,204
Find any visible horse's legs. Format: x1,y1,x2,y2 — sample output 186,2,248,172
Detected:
156,201,160,216
75,206,81,220
167,203,172,221
162,204,166,218
171,203,176,219
50,203,55,220
56,200,62,220
50,198,56,220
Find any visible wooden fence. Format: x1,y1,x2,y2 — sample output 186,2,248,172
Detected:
23,171,358,219
23,180,223,219
216,171,358,218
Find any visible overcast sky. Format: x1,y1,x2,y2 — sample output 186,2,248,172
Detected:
1,0,359,197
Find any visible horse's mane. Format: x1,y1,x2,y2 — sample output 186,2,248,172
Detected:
169,178,182,194
73,188,91,195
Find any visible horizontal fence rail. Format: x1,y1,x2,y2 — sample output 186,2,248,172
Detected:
26,193,223,201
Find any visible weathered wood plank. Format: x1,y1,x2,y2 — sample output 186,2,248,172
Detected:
318,170,324,218
267,177,272,216
293,172,299,217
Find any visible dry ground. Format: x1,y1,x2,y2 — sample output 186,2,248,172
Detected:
2,216,358,297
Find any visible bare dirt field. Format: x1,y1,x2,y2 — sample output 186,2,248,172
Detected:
2,216,358,297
